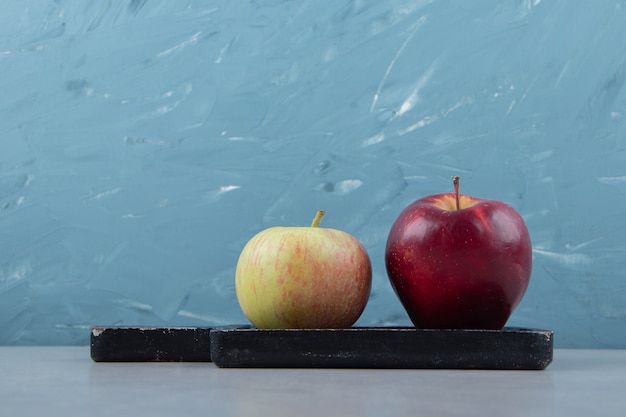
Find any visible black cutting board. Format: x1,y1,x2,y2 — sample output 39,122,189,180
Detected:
90,326,213,362
210,326,553,370
90,325,553,369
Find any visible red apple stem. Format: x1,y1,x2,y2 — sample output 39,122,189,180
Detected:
311,210,325,227
452,176,460,210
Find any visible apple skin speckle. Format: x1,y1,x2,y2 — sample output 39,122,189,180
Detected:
236,225,372,329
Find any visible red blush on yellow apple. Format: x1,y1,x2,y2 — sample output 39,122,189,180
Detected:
236,211,372,329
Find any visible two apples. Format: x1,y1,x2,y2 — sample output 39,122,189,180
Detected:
235,177,532,330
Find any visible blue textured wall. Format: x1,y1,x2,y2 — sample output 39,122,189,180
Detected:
1,1,625,347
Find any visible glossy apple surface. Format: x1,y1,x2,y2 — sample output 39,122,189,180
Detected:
236,211,372,329
385,180,532,329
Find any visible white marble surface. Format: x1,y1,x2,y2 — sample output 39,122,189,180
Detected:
0,347,625,416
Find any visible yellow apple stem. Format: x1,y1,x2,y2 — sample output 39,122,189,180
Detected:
311,210,325,227
452,176,461,211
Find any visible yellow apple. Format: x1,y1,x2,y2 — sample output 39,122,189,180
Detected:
235,210,372,329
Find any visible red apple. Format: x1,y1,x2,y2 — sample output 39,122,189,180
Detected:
385,177,532,329
236,210,372,329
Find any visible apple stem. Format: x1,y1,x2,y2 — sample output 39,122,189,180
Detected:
452,176,461,210
311,210,325,227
